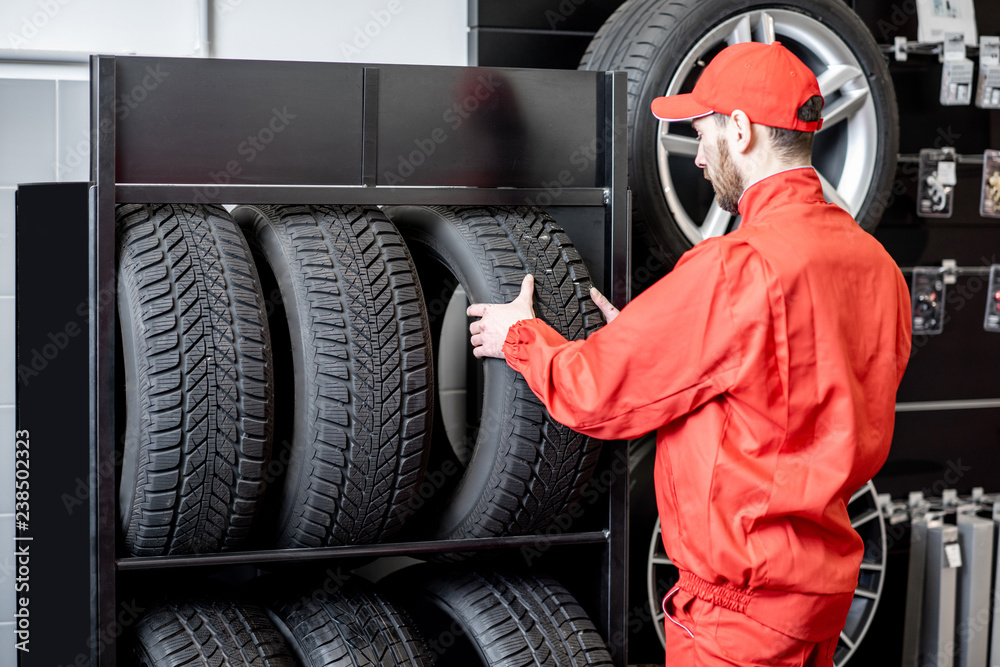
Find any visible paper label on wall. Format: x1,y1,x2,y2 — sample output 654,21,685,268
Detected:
945,542,963,568
916,0,978,45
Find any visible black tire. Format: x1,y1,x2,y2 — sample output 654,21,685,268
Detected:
232,204,433,548
383,205,604,542
133,599,296,667
266,578,435,666
395,568,614,667
580,0,899,267
116,203,273,556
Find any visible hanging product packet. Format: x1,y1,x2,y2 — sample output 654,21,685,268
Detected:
980,149,1000,218
940,32,974,106
976,36,1000,109
918,147,957,218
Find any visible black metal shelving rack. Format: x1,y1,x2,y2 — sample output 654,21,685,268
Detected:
15,55,630,666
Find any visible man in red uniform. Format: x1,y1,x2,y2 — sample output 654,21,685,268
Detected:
467,41,911,665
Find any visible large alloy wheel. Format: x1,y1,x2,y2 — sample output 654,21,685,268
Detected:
580,0,898,264
645,481,886,663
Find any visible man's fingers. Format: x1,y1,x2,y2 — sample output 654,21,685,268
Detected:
469,320,481,335
515,274,534,303
590,286,620,323
467,302,489,318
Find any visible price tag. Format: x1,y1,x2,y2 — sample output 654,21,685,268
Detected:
943,32,967,61
945,542,963,569
938,159,957,186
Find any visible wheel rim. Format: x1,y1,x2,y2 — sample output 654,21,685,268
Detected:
646,481,886,663
655,8,880,246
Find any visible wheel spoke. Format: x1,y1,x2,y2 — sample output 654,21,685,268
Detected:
756,12,776,43
651,554,674,566
854,586,879,600
817,171,851,212
702,201,734,238
660,130,700,158
728,15,753,45
859,561,884,572
851,509,879,529
818,88,869,133
816,64,864,99
840,630,856,649
849,486,868,505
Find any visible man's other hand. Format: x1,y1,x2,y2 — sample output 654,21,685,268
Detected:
467,274,536,359
590,286,620,323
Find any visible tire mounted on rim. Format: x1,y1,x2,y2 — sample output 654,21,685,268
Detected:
579,0,899,263
117,203,274,556
385,206,604,542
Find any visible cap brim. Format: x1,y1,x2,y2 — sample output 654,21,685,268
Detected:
650,94,713,122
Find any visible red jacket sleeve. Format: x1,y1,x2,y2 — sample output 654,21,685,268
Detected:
503,240,764,440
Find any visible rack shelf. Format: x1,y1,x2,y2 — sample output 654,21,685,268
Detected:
16,54,631,667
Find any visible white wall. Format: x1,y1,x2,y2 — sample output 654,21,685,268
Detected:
0,1,467,663
213,0,467,65
1,0,207,57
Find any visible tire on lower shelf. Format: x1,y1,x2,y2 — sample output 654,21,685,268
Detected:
266,578,435,667
579,0,899,272
117,203,274,556
383,205,605,542
232,204,434,548
133,599,296,667
395,568,615,667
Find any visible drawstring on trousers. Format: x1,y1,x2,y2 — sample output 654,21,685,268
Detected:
662,587,695,639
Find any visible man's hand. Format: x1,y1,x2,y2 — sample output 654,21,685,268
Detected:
590,286,620,323
467,274,536,359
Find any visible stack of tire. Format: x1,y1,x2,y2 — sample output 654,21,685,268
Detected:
116,203,611,665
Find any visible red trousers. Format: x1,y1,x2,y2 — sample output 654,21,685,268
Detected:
663,589,838,667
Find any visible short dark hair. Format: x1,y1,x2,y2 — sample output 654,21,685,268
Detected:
713,95,824,161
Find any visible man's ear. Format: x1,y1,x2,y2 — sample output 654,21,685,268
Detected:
728,109,754,153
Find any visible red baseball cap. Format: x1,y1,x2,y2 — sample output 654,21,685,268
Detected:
651,41,823,132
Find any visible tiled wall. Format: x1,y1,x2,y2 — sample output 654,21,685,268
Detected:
0,70,89,666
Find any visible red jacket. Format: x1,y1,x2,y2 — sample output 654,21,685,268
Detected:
503,167,911,641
